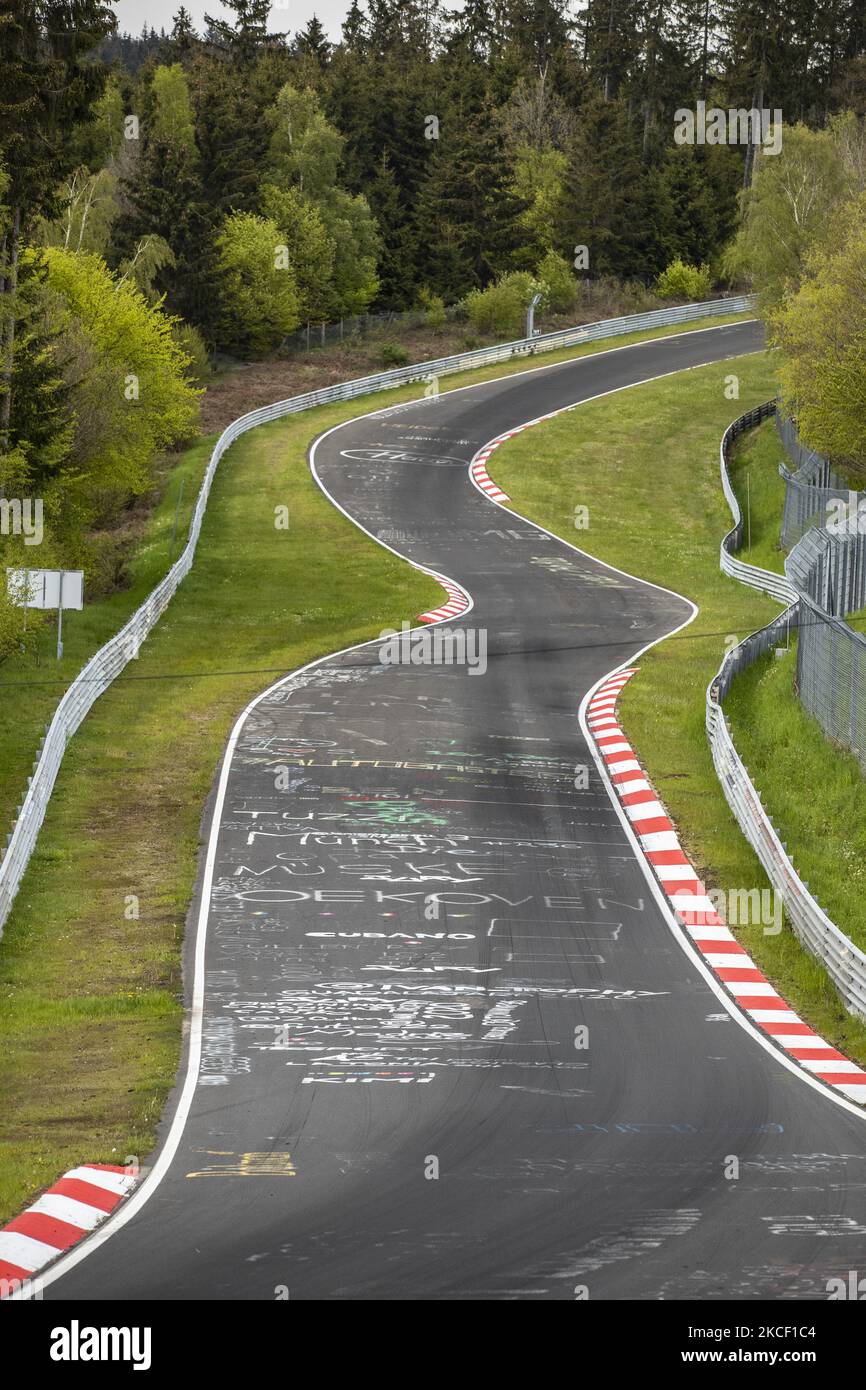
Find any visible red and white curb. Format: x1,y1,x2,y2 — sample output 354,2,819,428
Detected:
418,572,471,624
0,1163,137,1294
469,411,569,505
470,452,511,503
587,669,866,1106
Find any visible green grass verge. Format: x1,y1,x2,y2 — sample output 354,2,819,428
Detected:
725,644,866,955
0,307,754,1223
0,441,213,838
489,353,866,1068
728,418,788,575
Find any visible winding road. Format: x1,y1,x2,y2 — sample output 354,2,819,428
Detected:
38,319,866,1301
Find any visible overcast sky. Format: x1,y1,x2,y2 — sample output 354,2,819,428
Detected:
113,1,357,42
114,1,474,41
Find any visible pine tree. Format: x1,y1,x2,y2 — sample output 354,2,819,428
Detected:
0,0,115,442
204,0,285,63
113,138,210,327
557,93,673,280
446,0,500,59
504,0,573,69
192,55,270,214
660,143,738,264
414,80,533,298
169,6,197,60
365,151,417,307
581,0,640,101
8,256,73,488
341,0,369,53
295,16,331,67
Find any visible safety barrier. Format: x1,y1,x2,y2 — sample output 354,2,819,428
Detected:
707,403,866,1019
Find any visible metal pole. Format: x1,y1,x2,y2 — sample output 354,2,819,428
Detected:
525,293,542,340
747,471,751,555
170,476,185,557
56,571,64,661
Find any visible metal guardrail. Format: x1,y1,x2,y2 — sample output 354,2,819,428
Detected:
718,401,798,605
707,403,866,1020
0,294,753,938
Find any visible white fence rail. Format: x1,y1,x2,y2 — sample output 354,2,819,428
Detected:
707,403,866,1019
0,294,753,937
718,401,798,605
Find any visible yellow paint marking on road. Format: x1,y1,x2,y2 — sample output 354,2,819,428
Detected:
186,1151,297,1178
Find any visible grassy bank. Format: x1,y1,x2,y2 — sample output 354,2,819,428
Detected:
727,418,788,575
489,355,866,1066
0,307,752,1223
725,644,866,955
0,440,213,838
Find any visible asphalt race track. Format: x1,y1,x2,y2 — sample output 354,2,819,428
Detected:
42,320,866,1301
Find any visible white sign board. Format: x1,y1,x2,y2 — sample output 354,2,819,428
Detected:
6,568,84,611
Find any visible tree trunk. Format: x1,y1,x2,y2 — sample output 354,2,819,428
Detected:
604,0,616,100
0,205,21,446
700,0,710,100
742,86,763,191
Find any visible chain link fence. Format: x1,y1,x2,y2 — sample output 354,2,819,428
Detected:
776,417,866,770
281,304,467,353
0,295,754,938
777,413,859,550
792,592,866,769
785,533,866,770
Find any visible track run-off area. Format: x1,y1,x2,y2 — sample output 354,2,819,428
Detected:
29,319,866,1302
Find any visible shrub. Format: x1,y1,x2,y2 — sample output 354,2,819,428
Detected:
464,272,549,339
417,288,447,329
172,321,211,386
379,341,411,368
654,258,713,301
538,251,578,314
